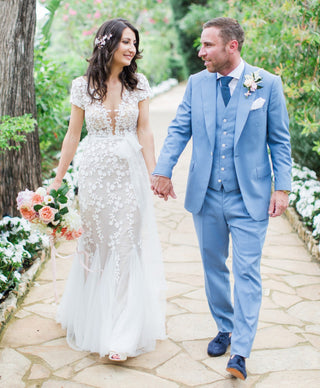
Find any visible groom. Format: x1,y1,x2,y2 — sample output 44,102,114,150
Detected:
152,17,291,380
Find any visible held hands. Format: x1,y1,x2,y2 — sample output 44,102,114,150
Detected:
151,175,177,201
268,190,289,217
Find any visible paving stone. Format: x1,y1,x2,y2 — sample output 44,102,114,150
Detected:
166,272,205,287
167,313,215,341
164,262,203,276
54,365,74,379
74,364,179,388
156,352,222,386
124,339,181,369
14,309,32,319
198,375,260,387
260,264,289,275
282,274,320,287
73,357,96,372
255,370,320,387
38,256,74,282
182,339,210,360
166,280,196,299
184,288,207,301
42,381,93,388
259,308,304,326
305,324,320,334
264,232,304,247
163,244,201,262
253,325,304,350
19,340,88,370
268,216,294,234
1,315,65,347
261,295,279,309
288,301,320,324
262,279,296,295
302,333,320,350
271,290,302,308
24,301,58,320
202,354,231,377
166,301,187,316
23,280,65,305
262,245,312,261
296,283,320,301
172,297,210,313
0,348,31,388
250,346,320,373
263,259,320,276
28,363,51,380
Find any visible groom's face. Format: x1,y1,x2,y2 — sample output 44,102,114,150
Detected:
198,27,231,75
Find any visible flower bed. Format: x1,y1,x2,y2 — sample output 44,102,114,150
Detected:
0,217,49,303
289,161,320,245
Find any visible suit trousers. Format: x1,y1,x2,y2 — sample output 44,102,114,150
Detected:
192,187,269,358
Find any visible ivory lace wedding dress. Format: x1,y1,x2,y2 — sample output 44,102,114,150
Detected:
57,73,166,357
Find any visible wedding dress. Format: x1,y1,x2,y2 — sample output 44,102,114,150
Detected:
57,74,166,357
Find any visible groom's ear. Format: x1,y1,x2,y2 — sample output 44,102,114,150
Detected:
228,39,239,53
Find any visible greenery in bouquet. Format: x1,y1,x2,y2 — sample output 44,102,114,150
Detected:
17,182,82,242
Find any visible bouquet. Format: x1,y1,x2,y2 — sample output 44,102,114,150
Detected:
16,182,82,242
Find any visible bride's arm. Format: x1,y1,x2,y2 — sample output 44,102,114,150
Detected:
48,104,84,191
137,98,156,178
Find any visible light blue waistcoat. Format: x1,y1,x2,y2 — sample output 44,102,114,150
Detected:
209,78,241,191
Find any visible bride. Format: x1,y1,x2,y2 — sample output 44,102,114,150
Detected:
49,18,166,361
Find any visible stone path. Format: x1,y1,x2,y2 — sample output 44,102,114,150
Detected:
1,84,320,387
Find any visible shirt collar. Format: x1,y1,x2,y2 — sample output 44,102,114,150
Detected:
217,59,244,80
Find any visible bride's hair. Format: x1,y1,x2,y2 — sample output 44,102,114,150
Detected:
85,18,142,102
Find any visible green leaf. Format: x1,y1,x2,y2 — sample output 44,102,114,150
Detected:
34,205,42,211
59,207,69,215
58,196,68,204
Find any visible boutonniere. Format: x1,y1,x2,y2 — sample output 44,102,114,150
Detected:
243,70,263,97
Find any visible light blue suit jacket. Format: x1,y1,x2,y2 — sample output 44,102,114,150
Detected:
154,62,292,221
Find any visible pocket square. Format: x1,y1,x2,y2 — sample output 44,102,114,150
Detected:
250,97,265,111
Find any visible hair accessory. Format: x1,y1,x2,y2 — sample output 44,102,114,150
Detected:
95,33,112,49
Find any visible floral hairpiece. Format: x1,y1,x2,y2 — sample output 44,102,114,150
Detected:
95,33,112,49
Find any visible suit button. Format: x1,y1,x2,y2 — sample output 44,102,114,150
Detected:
222,155,225,159
221,167,225,171
218,179,222,183
223,119,227,122
211,152,213,156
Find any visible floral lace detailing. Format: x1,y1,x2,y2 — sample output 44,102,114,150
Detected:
70,73,151,260
70,73,151,136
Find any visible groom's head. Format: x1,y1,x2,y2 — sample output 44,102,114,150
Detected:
203,18,244,52
198,17,244,75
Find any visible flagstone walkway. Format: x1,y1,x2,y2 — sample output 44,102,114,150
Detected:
1,84,320,388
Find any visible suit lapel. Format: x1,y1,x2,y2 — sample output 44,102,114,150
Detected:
202,71,217,149
234,62,256,146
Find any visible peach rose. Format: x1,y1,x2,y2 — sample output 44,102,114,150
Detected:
39,206,57,224
20,204,37,221
32,193,44,206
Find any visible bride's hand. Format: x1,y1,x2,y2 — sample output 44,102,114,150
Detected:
47,180,62,194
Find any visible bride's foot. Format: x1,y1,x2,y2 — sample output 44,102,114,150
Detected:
109,351,127,362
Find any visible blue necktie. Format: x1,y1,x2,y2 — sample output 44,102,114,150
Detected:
220,76,233,106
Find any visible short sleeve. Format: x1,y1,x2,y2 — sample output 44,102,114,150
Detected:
70,77,87,110
136,73,152,101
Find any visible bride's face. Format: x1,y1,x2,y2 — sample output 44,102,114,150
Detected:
112,27,136,68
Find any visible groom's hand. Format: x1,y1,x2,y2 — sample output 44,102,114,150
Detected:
151,175,177,201
268,190,289,217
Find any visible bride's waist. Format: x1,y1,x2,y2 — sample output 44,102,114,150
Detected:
87,130,135,138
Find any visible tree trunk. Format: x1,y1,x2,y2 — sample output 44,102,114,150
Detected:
0,0,41,217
